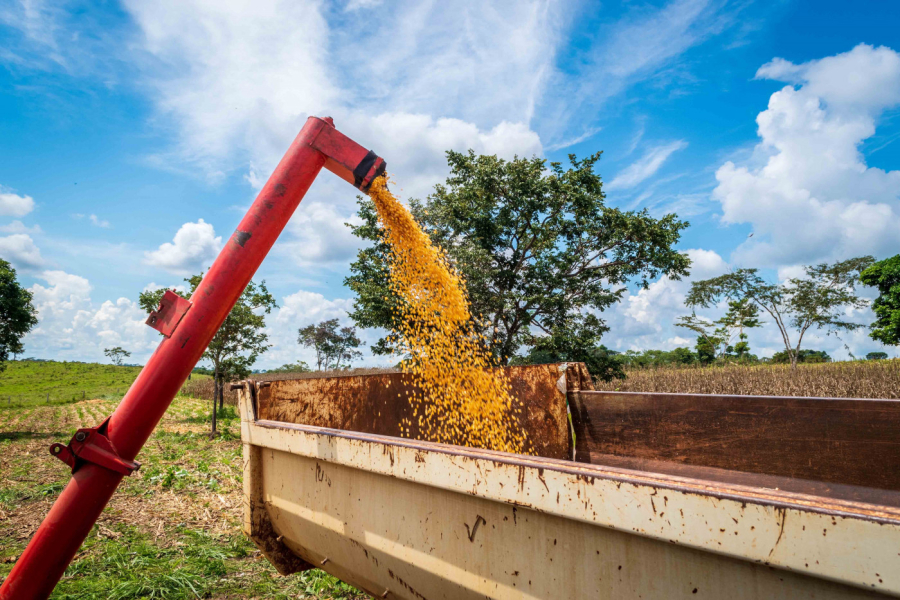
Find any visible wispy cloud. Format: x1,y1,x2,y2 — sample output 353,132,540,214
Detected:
0,220,42,234
544,127,602,151
89,214,110,228
0,189,35,217
539,0,747,144
607,140,688,191
625,119,646,156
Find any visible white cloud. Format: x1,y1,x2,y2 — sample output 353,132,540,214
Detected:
713,44,900,266
143,219,222,275
261,289,359,367
23,271,160,361
0,233,44,270
30,271,93,316
0,220,42,234
125,0,337,180
344,0,383,11
270,113,543,270
142,281,189,295
340,112,543,200
89,214,111,228
279,201,363,267
603,248,726,351
273,289,354,327
0,191,35,217
123,1,556,181
607,140,688,191
124,1,553,275
544,127,602,152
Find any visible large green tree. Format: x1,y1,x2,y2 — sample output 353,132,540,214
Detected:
0,259,38,373
346,150,690,376
140,276,276,435
860,255,900,347
685,257,874,370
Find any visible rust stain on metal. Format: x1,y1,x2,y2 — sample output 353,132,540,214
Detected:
255,363,580,459
769,508,787,558
569,390,900,499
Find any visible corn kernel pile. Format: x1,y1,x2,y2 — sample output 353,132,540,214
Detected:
368,176,527,454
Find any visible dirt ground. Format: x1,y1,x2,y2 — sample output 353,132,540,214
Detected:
0,396,367,599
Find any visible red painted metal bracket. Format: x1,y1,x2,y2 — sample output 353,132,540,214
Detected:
145,289,192,337
49,418,140,476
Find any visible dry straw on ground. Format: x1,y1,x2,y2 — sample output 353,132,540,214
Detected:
593,360,900,398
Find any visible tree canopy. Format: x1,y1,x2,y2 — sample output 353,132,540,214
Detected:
770,349,831,364
104,346,130,366
676,299,761,362
297,319,363,371
0,259,38,374
860,255,900,347
346,150,690,374
140,276,276,434
685,257,874,369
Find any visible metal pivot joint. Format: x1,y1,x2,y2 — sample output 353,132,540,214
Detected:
50,417,140,476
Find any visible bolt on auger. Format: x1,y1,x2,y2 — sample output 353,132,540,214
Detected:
0,117,385,600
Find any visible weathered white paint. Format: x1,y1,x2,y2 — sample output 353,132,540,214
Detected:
239,387,899,599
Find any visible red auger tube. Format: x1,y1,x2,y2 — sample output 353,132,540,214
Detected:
0,116,385,599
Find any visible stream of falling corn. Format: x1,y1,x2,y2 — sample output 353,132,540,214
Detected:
368,176,528,454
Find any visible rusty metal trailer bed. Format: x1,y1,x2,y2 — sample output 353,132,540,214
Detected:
237,363,900,599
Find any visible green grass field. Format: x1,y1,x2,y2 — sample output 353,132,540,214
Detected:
0,360,212,408
0,395,366,599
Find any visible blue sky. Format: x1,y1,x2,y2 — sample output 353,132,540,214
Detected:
1,0,899,367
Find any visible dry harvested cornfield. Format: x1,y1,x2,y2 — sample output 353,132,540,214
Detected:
593,359,900,398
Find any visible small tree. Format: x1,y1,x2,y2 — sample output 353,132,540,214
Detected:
346,150,690,367
685,257,874,370
298,319,363,371
866,351,889,360
860,255,900,348
676,316,728,360
140,276,276,435
695,335,717,365
723,299,761,359
0,259,38,374
104,346,131,366
676,298,761,362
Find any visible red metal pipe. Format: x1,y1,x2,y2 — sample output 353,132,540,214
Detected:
0,116,385,599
